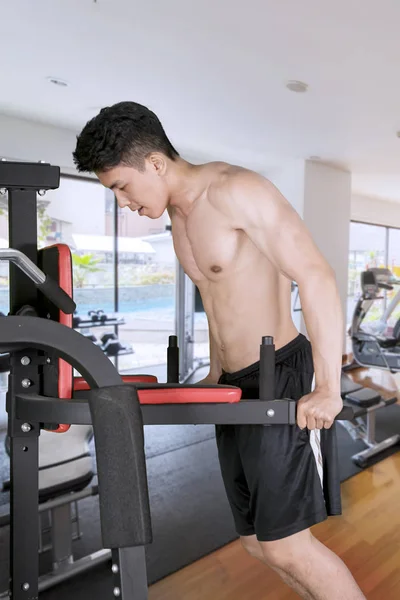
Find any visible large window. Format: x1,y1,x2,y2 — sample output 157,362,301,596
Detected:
347,222,386,326
348,221,400,332
36,176,116,313
116,208,176,376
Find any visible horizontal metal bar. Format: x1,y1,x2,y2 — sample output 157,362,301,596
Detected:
16,394,93,425
16,391,354,428
0,252,76,314
0,248,45,284
38,549,111,592
141,399,295,425
0,161,60,190
18,393,296,425
0,486,98,526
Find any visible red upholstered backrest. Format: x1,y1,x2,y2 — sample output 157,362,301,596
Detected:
38,244,74,432
39,244,159,430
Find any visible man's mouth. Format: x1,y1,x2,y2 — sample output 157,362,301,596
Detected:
138,207,144,215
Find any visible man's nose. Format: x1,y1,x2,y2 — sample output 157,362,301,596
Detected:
115,193,130,209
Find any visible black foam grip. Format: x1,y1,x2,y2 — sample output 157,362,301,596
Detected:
88,385,152,548
38,276,76,315
259,341,275,401
167,336,179,383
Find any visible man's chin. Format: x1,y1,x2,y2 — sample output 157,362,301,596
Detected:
146,211,164,220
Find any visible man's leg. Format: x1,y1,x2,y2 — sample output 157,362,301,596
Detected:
241,535,313,599
241,529,365,600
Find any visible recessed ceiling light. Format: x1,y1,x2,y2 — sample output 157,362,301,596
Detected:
47,76,69,88
286,80,308,93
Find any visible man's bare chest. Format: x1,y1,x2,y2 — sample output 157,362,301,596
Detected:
170,212,254,284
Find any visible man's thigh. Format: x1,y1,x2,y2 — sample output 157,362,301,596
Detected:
236,424,327,542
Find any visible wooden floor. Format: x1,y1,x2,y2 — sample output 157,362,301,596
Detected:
149,366,400,599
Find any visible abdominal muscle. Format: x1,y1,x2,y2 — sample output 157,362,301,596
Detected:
198,259,299,374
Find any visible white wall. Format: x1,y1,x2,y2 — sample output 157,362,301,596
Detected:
45,178,106,237
351,194,400,228
304,161,351,280
0,113,82,176
268,159,306,217
303,161,352,348
267,160,307,330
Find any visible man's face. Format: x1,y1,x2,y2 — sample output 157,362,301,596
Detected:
97,160,168,219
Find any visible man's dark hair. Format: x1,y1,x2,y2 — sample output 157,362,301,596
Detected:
73,101,179,173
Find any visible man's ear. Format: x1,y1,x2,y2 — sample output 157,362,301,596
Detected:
148,153,167,176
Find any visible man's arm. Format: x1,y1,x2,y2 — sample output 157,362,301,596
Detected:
214,171,343,425
198,321,223,384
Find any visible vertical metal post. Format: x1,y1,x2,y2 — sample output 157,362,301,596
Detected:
7,354,40,600
51,504,74,570
175,263,195,381
366,411,376,445
111,547,148,599
113,197,119,372
8,190,38,313
7,188,41,599
384,226,389,311
175,262,186,380
259,336,275,401
184,275,195,375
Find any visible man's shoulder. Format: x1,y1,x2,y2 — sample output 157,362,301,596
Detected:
207,164,274,217
209,163,262,187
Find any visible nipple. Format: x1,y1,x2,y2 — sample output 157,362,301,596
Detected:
211,265,222,273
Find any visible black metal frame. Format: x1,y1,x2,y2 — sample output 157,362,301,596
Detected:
5,162,57,600
1,162,151,600
0,160,354,600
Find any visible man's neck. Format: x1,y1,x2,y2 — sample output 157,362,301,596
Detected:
167,159,210,217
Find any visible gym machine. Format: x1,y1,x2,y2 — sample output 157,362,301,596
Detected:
347,267,400,371
0,160,353,599
0,160,152,599
339,268,400,466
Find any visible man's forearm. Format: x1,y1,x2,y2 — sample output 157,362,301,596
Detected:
298,268,343,393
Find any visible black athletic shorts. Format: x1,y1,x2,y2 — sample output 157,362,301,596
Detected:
216,333,342,542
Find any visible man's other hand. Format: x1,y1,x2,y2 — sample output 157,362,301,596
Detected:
297,389,343,430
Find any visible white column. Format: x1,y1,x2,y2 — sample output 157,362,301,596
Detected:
268,159,351,350
302,160,352,349
268,160,306,330
268,159,306,217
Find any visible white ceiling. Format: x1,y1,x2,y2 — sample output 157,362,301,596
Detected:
2,0,400,201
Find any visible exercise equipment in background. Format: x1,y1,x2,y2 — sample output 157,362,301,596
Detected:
339,372,399,467
347,268,400,371
74,309,134,357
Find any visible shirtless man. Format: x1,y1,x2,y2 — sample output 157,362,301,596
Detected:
73,101,365,600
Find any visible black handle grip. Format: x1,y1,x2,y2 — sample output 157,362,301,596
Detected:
259,336,275,401
167,335,179,383
37,275,76,315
